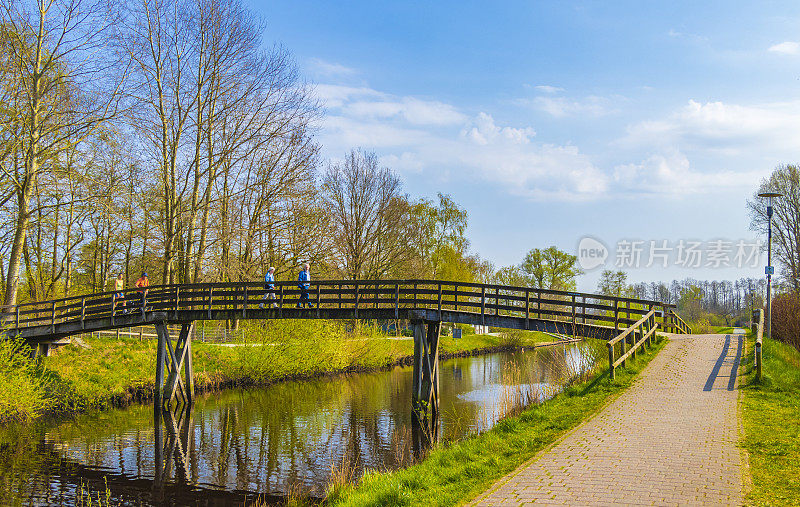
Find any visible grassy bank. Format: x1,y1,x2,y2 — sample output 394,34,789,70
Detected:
739,333,800,505
0,321,555,422
326,336,667,506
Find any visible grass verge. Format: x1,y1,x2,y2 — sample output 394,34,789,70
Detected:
739,333,800,505
1,322,557,421
327,336,667,506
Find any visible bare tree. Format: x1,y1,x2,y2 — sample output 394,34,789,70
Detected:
322,150,411,279
0,0,124,306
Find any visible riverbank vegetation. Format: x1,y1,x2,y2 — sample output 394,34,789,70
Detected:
740,333,800,505
0,322,555,423
326,336,666,506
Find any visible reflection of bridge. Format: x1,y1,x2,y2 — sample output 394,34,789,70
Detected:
2,280,690,420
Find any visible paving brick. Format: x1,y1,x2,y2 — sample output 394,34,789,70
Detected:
470,333,744,506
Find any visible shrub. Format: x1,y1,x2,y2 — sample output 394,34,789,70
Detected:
0,336,51,422
771,293,800,351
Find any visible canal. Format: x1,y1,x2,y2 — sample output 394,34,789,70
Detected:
0,341,601,505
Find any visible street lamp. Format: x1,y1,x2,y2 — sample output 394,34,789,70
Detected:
758,191,783,344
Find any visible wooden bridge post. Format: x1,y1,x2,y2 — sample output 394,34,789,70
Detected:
481,286,486,326
155,321,195,409
155,321,167,408
525,289,530,330
411,319,440,423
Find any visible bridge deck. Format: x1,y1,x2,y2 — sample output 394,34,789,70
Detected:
2,280,690,343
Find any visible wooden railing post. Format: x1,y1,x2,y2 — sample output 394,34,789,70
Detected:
354,282,359,319
581,295,586,324
51,302,56,333
395,283,400,319
279,285,284,318
207,287,213,320
454,283,458,311
317,284,321,318
613,299,619,332
571,294,576,328
111,293,117,325
481,286,486,326
525,288,530,330
243,286,247,318
16,304,20,329
438,283,442,320
80,298,85,330
608,342,615,380
175,286,180,319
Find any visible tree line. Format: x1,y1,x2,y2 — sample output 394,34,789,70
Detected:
597,270,765,326
0,0,506,307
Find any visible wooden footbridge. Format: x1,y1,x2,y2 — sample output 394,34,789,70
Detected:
1,280,690,421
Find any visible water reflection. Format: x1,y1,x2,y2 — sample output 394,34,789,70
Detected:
0,343,599,505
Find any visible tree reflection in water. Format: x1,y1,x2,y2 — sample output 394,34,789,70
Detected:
0,343,598,504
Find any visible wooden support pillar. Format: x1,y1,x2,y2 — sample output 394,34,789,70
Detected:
411,319,440,453
411,320,441,420
155,321,195,409
155,321,167,408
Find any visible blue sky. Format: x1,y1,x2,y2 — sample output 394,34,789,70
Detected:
248,1,800,291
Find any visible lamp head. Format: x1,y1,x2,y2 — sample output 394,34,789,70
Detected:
758,192,783,198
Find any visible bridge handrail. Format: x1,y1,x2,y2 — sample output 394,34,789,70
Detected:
1,279,675,311
607,308,659,379
2,279,688,336
608,309,656,346
668,309,692,334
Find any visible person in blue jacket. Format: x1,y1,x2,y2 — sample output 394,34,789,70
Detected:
297,263,311,308
260,266,276,308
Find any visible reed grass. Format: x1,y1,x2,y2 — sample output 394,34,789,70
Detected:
328,336,667,506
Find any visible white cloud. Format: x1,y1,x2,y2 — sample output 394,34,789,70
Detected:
613,151,761,195
307,58,358,78
622,99,800,156
533,85,564,94
314,82,781,202
314,83,607,200
768,41,800,55
346,97,466,126
529,95,613,118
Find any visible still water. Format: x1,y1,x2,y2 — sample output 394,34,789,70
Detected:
0,343,598,506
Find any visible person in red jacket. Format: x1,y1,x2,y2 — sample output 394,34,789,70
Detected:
135,272,150,311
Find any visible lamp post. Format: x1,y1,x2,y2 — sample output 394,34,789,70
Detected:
758,191,783,344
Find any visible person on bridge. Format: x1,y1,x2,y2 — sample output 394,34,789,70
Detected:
114,273,126,314
260,266,277,308
297,263,312,308
135,272,150,313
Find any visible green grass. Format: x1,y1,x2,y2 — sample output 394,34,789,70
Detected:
739,334,800,505
0,337,50,424
3,323,566,420
327,336,667,506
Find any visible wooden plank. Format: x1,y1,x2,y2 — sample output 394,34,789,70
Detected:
155,322,167,408
608,309,657,346
395,284,399,319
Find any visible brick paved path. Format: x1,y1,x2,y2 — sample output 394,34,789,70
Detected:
471,333,744,506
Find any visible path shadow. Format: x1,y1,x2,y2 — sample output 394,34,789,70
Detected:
703,334,742,392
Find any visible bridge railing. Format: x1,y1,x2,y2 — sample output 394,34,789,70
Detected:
1,279,687,335
607,308,659,379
